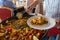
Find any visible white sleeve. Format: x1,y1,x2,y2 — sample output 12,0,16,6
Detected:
43,0,47,10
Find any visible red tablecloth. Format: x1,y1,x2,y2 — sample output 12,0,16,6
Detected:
46,27,60,37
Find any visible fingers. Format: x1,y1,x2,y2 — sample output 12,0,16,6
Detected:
55,19,60,25
26,0,38,12
43,10,46,15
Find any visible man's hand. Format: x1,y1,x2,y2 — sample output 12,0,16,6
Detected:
55,19,60,25
43,10,46,15
26,0,38,12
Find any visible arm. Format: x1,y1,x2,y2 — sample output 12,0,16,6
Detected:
3,1,16,9
26,0,38,12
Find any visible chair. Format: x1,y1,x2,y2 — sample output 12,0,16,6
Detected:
0,7,12,21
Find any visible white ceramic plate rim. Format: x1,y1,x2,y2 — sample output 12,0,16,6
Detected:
27,15,56,30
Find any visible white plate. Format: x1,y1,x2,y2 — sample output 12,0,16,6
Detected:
27,15,56,30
